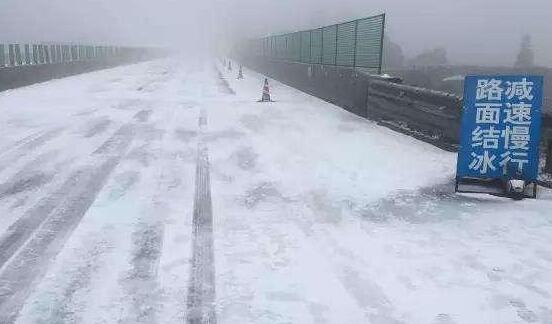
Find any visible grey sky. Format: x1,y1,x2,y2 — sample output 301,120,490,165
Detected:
0,0,550,67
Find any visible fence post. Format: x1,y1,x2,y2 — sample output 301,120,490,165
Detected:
309,30,312,64
299,32,302,63
378,13,386,75
353,20,359,68
334,24,338,66
321,27,324,65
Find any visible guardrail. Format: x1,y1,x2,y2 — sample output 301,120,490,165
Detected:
0,43,156,68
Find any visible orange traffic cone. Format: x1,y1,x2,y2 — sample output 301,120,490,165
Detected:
237,65,244,79
258,78,272,102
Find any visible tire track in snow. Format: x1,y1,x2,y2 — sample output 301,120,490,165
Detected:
0,123,136,324
0,128,64,174
120,220,165,324
39,236,114,324
187,109,217,324
0,125,134,270
0,151,58,201
215,68,235,95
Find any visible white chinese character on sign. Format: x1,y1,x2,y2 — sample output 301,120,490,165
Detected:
504,103,532,125
499,151,529,173
469,151,497,174
502,126,530,150
475,103,501,124
476,79,503,101
472,126,501,149
505,78,534,100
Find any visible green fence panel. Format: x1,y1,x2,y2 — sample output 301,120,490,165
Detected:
287,34,294,61
63,45,71,61
242,14,385,72
282,34,290,60
71,45,78,61
24,44,31,65
8,45,16,66
56,45,62,63
32,45,38,64
322,25,337,65
355,14,385,72
274,36,281,60
336,21,356,67
50,45,57,63
38,45,45,63
0,44,5,67
15,44,23,66
291,32,301,62
300,31,311,63
44,45,50,63
310,28,323,64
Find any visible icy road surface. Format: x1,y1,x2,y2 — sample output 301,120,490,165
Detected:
0,59,551,324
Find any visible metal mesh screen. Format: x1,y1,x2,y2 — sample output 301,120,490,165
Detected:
0,43,156,68
24,45,31,65
355,15,385,71
310,29,323,64
241,13,385,73
300,31,311,63
0,44,5,67
15,45,23,66
336,21,356,67
322,25,337,65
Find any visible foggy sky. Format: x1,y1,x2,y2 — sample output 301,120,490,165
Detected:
0,0,551,67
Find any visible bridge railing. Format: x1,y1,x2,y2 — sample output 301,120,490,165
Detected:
0,43,157,68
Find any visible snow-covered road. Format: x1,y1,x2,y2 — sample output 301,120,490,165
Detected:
0,58,551,324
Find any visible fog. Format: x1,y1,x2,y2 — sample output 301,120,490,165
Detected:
1,0,551,67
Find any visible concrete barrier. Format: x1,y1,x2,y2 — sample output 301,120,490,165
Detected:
0,54,159,92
